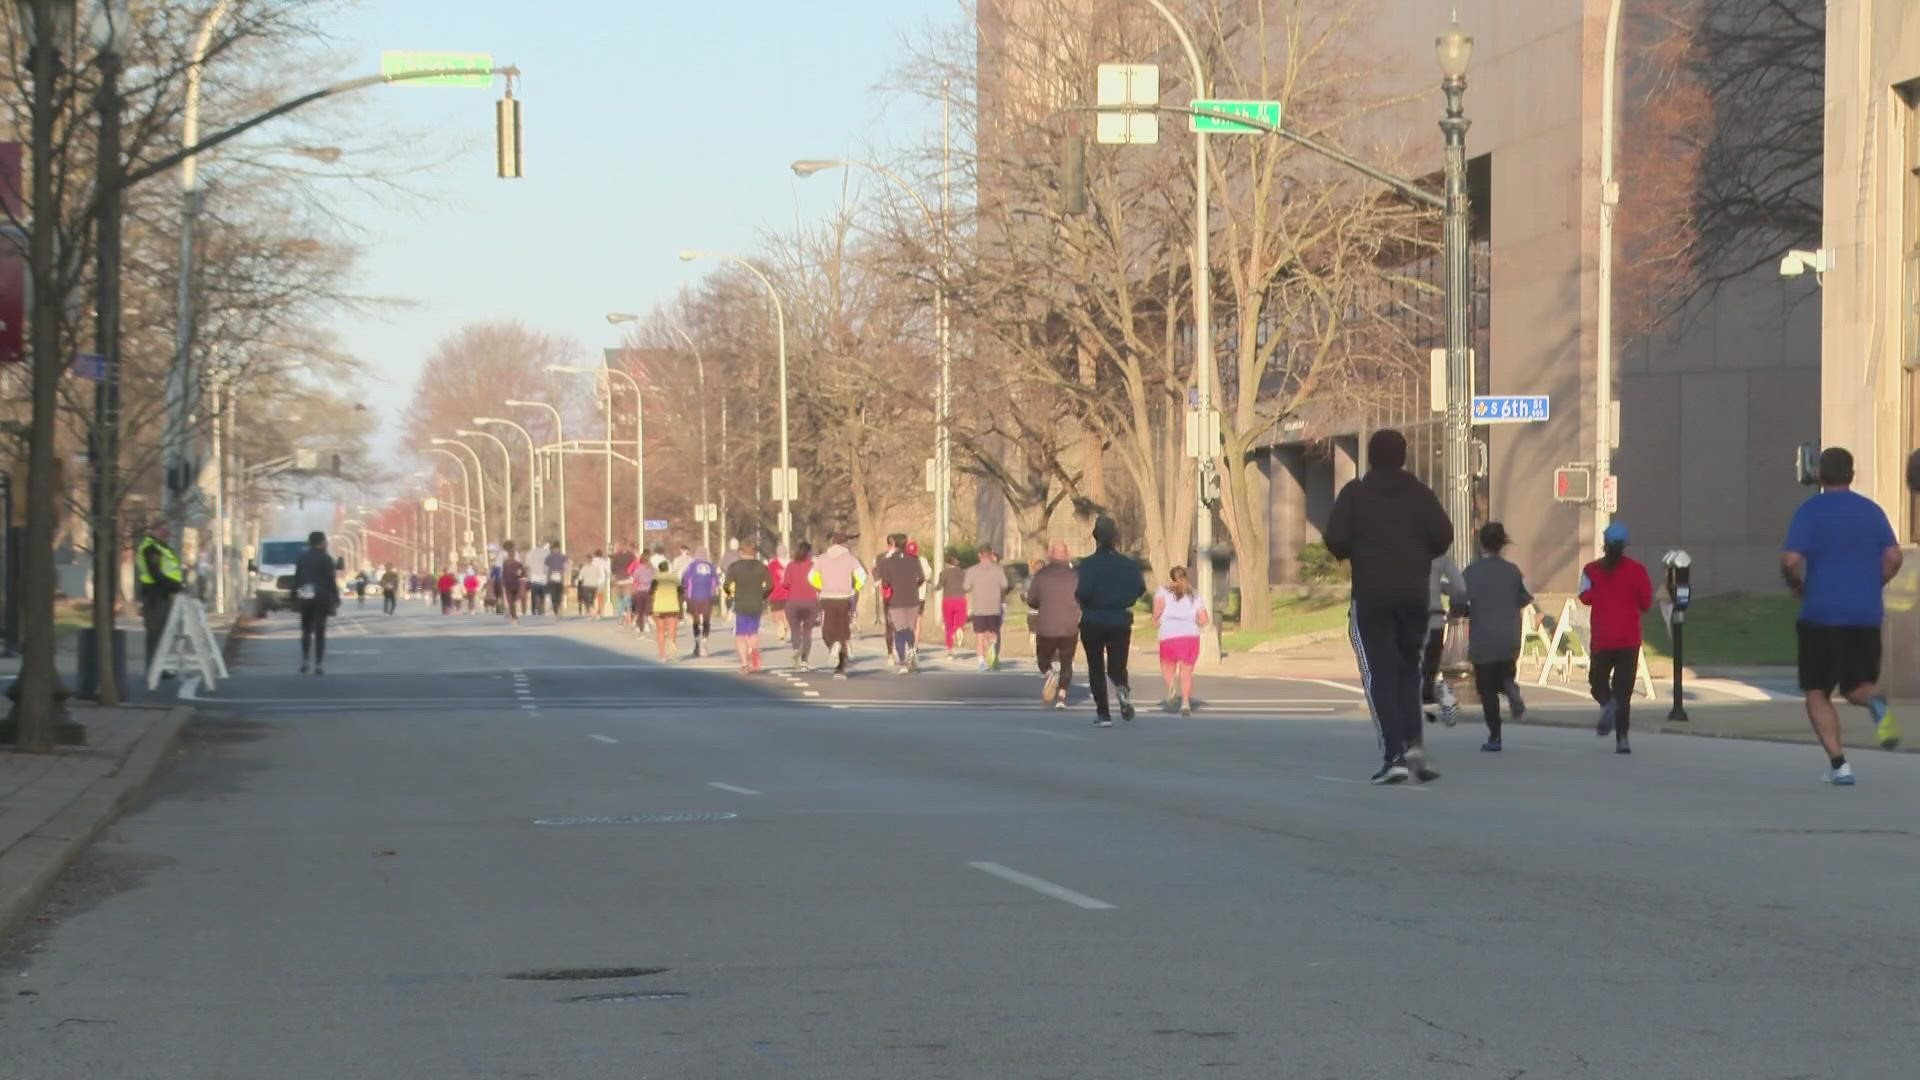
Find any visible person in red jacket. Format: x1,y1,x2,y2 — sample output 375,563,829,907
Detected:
1578,521,1654,754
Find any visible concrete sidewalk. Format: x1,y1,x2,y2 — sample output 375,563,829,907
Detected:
0,704,192,946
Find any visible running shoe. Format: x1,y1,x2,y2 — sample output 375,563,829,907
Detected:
1436,684,1459,728
313,666,324,676
298,662,308,675
1179,701,1192,718
1054,697,1067,711
1825,762,1857,786
1405,745,1441,782
1095,715,1114,728
1371,760,1410,785
906,649,918,674
1480,737,1502,752
1506,682,1527,722
1116,685,1136,721
833,669,848,681
977,658,989,673
1042,670,1060,705
1871,696,1899,751
1596,700,1616,737
1615,739,1631,755
1162,693,1179,713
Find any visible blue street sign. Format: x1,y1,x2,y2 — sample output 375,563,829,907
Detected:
643,519,669,532
71,353,105,381
1471,395,1550,423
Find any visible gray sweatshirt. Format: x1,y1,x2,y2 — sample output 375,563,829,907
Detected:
1428,554,1469,630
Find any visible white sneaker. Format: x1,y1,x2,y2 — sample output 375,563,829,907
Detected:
1824,763,1857,786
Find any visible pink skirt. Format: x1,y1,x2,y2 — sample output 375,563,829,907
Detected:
1158,635,1200,665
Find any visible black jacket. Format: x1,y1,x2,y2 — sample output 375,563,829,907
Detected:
1324,467,1452,601
293,549,341,609
1074,548,1146,629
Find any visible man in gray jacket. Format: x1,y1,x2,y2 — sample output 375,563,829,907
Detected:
963,546,1012,671
1025,540,1081,709
1423,554,1470,725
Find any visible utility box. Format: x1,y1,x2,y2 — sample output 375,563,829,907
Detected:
75,627,128,701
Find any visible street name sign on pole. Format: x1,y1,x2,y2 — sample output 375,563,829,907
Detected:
380,50,494,88
72,353,106,381
1190,99,1281,134
643,518,668,533
1471,395,1550,423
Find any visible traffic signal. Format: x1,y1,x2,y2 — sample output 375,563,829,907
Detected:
1553,465,1591,504
496,93,522,179
1061,135,1087,215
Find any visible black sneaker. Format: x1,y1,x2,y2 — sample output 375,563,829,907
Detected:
313,666,324,676
1116,685,1136,721
298,662,308,675
1371,760,1410,785
1095,716,1114,728
1405,746,1441,782
1615,739,1631,755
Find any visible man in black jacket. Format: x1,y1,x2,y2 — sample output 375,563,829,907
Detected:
292,531,341,675
1325,429,1454,785
1075,515,1147,728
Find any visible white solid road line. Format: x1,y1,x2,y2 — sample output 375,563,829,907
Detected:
587,734,619,744
1294,678,1367,696
1312,775,1355,783
708,782,764,796
968,861,1116,910
802,690,821,697
1019,727,1087,741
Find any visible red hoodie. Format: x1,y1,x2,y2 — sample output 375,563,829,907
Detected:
1578,555,1653,650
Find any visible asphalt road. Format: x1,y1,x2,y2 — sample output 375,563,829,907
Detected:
2,601,1915,1078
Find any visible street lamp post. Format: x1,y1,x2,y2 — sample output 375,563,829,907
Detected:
1140,0,1219,661
790,138,952,575
474,417,539,546
505,400,567,553
88,0,132,705
1437,21,1475,563
432,438,490,556
551,361,644,553
456,428,514,545
679,251,792,554
424,447,477,559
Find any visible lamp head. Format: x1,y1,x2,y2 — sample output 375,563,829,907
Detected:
291,145,344,164
429,437,452,446
89,0,129,50
790,159,843,178
15,0,76,49
677,249,704,263
504,399,533,407
454,429,479,437
606,312,638,325
1436,18,1473,79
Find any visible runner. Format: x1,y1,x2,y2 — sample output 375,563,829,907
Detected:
963,545,1011,671
938,551,968,655
544,546,568,618
436,568,457,615
1075,515,1147,728
611,542,636,625
1324,428,1454,785
630,552,656,635
1782,446,1903,784
810,533,867,678
1152,566,1209,717
1025,539,1080,710
379,564,400,616
723,540,774,674
874,532,926,674
647,554,684,661
499,541,527,625
682,549,722,657
767,543,791,642
1462,522,1531,752
669,544,694,579
292,531,340,675
1422,553,1470,726
461,566,480,614
783,541,820,671
588,549,613,619
1579,521,1654,755
527,540,549,615
910,540,933,645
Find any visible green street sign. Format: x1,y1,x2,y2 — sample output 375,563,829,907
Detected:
381,50,495,88
1190,99,1282,134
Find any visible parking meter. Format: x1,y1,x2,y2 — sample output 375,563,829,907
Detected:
1662,550,1692,721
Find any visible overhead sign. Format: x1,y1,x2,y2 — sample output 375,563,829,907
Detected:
381,50,494,88
1191,99,1281,134
1095,63,1158,145
643,519,669,532
1472,395,1549,423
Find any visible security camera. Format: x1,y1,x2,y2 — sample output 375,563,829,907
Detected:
1778,249,1831,279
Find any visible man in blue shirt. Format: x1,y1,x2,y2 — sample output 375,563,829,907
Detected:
1782,447,1905,785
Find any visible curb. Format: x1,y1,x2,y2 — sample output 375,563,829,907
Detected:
0,705,193,947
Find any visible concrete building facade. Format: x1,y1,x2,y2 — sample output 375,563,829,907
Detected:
1821,0,1920,538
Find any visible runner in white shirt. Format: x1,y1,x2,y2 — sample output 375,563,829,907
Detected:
1151,566,1210,717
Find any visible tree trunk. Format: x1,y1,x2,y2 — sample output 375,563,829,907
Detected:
1219,442,1273,631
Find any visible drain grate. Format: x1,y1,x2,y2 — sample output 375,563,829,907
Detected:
561,990,689,1003
506,966,669,982
534,812,737,826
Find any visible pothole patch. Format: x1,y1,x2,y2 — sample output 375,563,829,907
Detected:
534,812,737,826
560,990,690,1003
505,966,670,982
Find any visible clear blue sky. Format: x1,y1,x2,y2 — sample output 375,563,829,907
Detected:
328,0,961,455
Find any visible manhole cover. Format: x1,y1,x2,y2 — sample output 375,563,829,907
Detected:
534,812,737,826
561,990,689,1003
506,966,669,981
